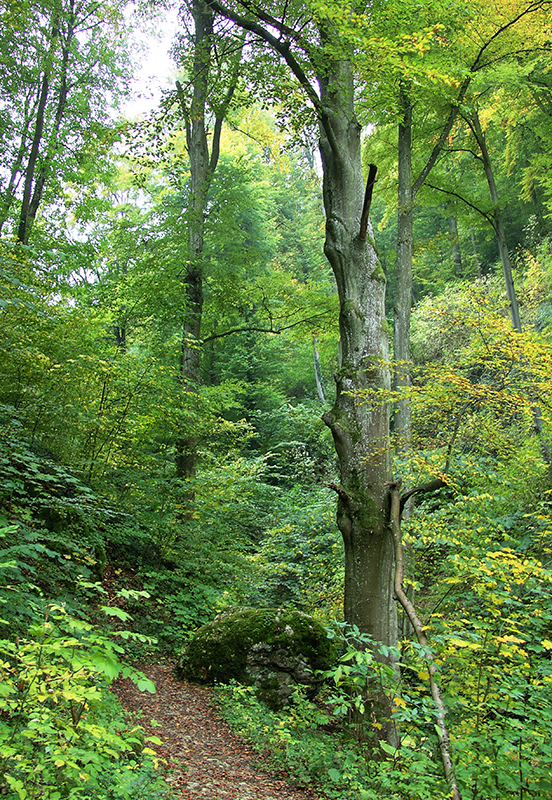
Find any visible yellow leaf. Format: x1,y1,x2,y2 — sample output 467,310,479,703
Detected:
542,639,552,650
393,697,407,708
418,670,430,680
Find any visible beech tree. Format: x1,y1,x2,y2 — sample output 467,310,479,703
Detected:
171,0,244,482
382,0,552,445
205,0,398,649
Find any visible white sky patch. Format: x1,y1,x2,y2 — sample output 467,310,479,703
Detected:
125,6,180,119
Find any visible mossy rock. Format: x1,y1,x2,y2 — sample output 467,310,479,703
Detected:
176,607,335,708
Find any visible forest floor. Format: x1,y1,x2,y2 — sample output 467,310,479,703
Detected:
112,662,328,800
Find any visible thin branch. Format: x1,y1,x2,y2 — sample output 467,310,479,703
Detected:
207,0,322,113
424,182,495,228
325,481,350,502
470,1,552,73
399,478,446,513
412,2,552,198
412,76,471,198
201,312,330,343
445,146,483,161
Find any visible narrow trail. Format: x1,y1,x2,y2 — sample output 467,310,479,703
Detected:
112,663,327,800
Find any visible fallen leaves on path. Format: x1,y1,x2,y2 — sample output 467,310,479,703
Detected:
112,662,328,800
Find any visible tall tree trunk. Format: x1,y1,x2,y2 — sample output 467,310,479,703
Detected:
207,0,397,650
28,10,74,229
175,0,211,481
175,0,241,482
0,94,36,233
318,59,397,647
313,338,326,404
470,229,482,275
393,86,413,449
17,12,60,244
469,109,521,332
448,215,463,276
392,75,472,447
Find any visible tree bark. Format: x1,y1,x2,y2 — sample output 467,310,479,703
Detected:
448,215,463,276
206,0,397,648
469,109,522,332
27,7,74,230
317,58,396,647
176,0,241,482
470,229,482,275
393,86,413,449
313,338,326,404
175,0,211,481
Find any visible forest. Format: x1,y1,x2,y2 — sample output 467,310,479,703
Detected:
1,0,552,798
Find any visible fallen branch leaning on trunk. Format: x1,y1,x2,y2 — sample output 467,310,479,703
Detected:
387,478,462,800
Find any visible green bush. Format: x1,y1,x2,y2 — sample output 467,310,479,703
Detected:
0,603,164,800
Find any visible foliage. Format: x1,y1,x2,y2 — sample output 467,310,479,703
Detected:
0,600,164,800
402,479,552,799
215,627,450,800
244,485,343,617
4,1,552,792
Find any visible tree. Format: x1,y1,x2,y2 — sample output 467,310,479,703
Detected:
389,0,552,444
464,106,522,331
206,0,398,652
0,0,133,243
171,0,244,482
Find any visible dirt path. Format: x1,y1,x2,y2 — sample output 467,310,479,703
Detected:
112,663,327,800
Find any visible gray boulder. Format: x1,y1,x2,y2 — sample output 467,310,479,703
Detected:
176,607,335,708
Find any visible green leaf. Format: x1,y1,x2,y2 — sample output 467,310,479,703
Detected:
136,677,156,693
101,606,132,622
379,741,397,756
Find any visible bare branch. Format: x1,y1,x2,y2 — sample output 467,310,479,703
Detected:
399,478,447,513
424,182,496,228
201,311,331,343
326,481,350,502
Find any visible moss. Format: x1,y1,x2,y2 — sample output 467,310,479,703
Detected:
176,607,335,707
370,263,386,282
345,473,382,531
341,299,364,320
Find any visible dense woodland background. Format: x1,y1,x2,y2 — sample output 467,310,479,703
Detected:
2,0,552,798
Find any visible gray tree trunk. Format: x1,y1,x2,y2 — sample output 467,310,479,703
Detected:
392,75,472,447
448,215,463,276
469,109,522,332
470,229,483,275
175,0,212,482
317,59,396,647
393,87,413,449
207,0,397,651
175,0,240,482
313,338,326,404
17,12,60,244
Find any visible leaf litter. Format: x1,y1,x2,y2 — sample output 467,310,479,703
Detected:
112,662,327,800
